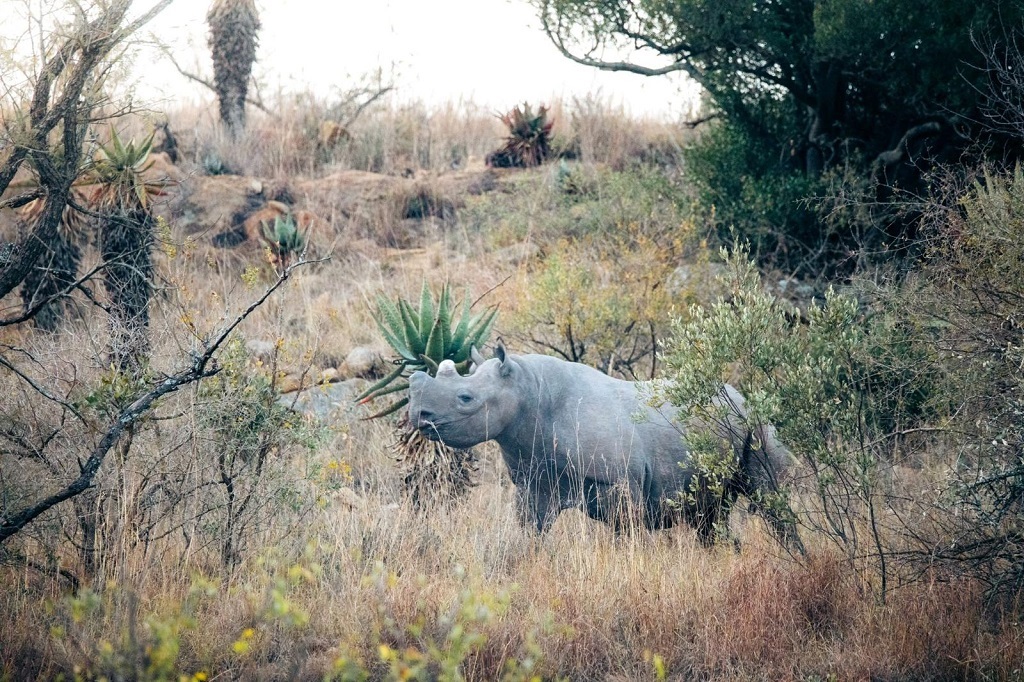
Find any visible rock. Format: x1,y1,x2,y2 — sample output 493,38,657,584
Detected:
176,174,259,235
667,262,729,296
143,152,185,184
278,368,339,395
277,378,369,423
340,347,379,379
493,241,540,264
767,276,824,319
245,339,277,362
774,277,817,300
278,374,303,394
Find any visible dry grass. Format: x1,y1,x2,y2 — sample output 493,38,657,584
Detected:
4,488,1022,680
141,90,690,180
2,95,1022,681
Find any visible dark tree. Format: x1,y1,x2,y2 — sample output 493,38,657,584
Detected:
533,0,1024,269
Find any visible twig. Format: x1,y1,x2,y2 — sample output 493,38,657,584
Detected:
0,188,45,211
0,258,320,544
340,85,395,128
683,113,719,129
161,47,273,116
0,355,85,424
0,261,107,327
471,274,511,308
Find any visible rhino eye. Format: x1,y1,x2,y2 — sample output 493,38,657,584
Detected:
457,393,474,404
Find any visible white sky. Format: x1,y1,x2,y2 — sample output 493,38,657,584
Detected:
1,0,699,119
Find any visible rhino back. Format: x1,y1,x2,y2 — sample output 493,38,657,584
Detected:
507,355,693,489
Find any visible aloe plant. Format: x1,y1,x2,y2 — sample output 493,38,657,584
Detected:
357,282,498,419
260,213,306,268
89,127,168,374
19,195,87,331
486,102,554,168
358,282,498,507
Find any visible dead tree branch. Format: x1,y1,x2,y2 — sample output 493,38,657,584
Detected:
0,0,171,300
161,47,272,116
0,258,320,544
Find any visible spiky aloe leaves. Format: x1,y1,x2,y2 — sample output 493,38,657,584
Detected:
91,127,167,212
356,283,498,418
260,214,306,267
486,102,554,168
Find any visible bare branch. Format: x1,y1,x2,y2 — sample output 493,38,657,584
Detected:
537,0,706,83
683,112,719,129
0,355,85,424
872,121,944,174
0,261,107,327
0,188,46,211
339,84,395,129
0,258,321,544
0,0,172,299
161,46,273,116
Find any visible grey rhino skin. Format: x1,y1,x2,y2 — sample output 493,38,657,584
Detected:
408,346,803,550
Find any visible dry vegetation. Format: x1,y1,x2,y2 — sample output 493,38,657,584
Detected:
3,93,1023,681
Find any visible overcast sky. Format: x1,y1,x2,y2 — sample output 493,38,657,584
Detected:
0,1,699,117
123,0,700,118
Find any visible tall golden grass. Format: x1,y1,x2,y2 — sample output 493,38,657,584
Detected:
2,95,1022,680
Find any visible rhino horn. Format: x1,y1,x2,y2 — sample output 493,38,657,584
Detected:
437,359,458,377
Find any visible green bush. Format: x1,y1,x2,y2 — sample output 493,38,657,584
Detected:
684,114,831,275
658,161,1024,600
510,233,679,379
460,164,689,249
655,246,936,593
903,167,1024,598
194,338,324,571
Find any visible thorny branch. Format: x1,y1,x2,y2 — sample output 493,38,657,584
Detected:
0,258,320,544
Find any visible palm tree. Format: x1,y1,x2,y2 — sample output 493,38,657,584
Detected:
207,0,261,138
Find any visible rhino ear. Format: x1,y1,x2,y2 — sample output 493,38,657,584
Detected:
496,341,512,377
470,346,486,367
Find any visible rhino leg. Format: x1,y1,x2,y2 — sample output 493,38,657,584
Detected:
690,491,737,547
581,475,643,528
740,436,805,554
514,484,560,532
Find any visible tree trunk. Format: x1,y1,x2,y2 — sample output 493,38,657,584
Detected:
806,61,844,176
100,212,154,375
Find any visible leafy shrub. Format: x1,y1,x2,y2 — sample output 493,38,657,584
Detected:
510,233,679,378
684,113,834,275
655,246,936,591
460,164,691,256
903,167,1024,598
194,338,324,570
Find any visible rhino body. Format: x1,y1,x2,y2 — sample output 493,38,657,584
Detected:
408,347,802,549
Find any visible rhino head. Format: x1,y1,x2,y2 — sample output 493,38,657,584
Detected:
408,345,519,449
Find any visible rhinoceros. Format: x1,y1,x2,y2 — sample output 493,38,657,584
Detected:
408,344,803,551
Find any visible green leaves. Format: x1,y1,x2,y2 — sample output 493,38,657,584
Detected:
356,283,498,418
259,214,307,267
91,127,165,212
